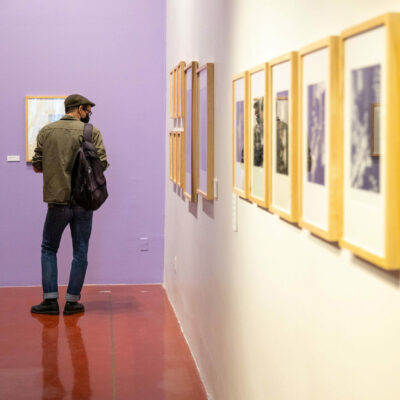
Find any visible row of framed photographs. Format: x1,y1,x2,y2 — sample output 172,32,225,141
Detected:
232,13,400,270
169,62,215,201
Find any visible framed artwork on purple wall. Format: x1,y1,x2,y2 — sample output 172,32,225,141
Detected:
183,62,199,202
339,13,400,270
197,63,214,200
268,52,298,223
298,37,341,242
248,64,268,207
232,71,249,198
25,96,66,162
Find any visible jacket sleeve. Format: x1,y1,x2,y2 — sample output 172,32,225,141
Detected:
31,130,44,170
92,128,110,171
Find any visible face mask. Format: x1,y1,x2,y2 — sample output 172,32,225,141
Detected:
80,114,90,123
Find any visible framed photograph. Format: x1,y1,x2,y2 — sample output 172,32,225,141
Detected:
174,68,178,118
169,132,173,181
177,62,186,119
340,13,400,269
172,132,177,183
268,52,298,222
232,71,249,198
26,96,66,162
183,62,199,202
298,37,341,241
169,71,174,118
176,131,183,187
248,64,268,207
197,63,214,200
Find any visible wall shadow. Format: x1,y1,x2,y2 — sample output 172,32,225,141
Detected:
202,198,214,219
352,255,400,288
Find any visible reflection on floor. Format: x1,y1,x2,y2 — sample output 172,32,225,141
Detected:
0,285,207,400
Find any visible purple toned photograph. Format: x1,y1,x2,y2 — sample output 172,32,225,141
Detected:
276,90,289,175
186,88,192,176
236,100,244,163
199,86,207,172
307,82,326,185
350,64,381,193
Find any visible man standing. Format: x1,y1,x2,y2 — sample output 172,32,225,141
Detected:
31,94,109,316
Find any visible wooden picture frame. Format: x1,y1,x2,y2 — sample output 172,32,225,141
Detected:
176,131,183,187
232,71,249,198
172,132,177,183
268,52,299,222
183,62,199,202
197,63,214,200
169,71,174,118
339,13,400,270
26,95,66,162
248,64,268,207
169,132,174,181
177,61,186,118
298,37,341,241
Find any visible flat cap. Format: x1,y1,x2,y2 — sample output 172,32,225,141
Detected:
64,94,95,109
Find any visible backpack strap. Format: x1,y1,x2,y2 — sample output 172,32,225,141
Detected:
83,123,93,143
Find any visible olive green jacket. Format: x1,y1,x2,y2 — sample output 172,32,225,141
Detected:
32,115,109,205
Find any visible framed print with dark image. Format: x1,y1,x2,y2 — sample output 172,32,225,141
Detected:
298,36,341,242
248,64,268,207
340,13,400,270
232,71,249,198
268,52,298,222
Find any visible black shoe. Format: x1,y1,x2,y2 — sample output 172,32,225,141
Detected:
31,299,59,315
63,301,85,316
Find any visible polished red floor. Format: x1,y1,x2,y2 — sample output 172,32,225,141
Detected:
0,285,207,400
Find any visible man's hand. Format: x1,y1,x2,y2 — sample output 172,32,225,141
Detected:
33,166,42,173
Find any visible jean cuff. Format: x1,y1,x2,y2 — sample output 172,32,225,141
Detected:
43,292,59,300
66,293,81,302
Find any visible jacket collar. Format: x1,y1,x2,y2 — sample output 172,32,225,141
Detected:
60,115,80,121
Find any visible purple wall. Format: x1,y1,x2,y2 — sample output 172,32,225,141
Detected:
0,0,166,286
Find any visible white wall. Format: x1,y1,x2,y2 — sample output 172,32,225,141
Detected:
165,1,400,399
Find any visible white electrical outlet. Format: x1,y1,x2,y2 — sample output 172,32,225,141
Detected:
7,155,20,162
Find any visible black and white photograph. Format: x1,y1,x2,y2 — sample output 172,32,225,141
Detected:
276,90,289,175
350,64,381,193
372,103,380,157
307,81,326,185
252,97,264,167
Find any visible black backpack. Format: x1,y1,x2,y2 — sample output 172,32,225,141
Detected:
71,123,108,210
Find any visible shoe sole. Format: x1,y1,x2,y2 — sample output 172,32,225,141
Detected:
63,309,85,316
31,310,60,315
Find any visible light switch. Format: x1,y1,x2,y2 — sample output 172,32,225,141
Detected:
7,155,20,162
214,178,218,200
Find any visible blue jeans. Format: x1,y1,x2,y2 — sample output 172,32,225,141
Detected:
41,205,93,302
